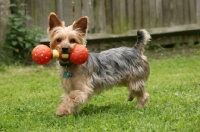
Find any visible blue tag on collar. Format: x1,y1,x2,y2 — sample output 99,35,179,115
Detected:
63,71,73,79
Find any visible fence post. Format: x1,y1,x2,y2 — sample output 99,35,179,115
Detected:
57,0,63,20
197,0,200,24
0,0,10,44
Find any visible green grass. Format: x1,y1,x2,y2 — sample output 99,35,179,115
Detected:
0,53,200,132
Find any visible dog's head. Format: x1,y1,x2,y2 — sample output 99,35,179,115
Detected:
47,12,88,64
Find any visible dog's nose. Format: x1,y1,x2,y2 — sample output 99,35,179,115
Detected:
62,47,68,53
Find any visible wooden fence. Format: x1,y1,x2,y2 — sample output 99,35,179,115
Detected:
24,0,200,32
21,0,200,51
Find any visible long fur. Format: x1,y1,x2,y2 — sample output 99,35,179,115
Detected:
62,29,150,91
47,12,151,116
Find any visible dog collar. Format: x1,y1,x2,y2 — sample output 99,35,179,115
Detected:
59,62,68,67
59,62,73,78
59,61,71,67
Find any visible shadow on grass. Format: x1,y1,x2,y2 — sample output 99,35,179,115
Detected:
78,104,111,115
75,101,137,117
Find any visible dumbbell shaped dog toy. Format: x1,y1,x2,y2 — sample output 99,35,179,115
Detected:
32,44,88,65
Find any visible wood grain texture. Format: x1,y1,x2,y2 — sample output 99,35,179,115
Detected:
196,0,200,24
22,0,200,37
127,0,134,29
155,0,162,27
134,0,142,29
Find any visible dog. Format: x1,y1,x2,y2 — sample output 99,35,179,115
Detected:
47,12,151,116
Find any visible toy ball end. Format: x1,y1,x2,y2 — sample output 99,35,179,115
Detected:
32,44,52,65
70,45,89,65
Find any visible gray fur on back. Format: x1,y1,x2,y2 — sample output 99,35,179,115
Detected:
81,46,150,89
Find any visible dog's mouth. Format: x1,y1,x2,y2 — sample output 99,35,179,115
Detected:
58,46,72,66
60,47,69,61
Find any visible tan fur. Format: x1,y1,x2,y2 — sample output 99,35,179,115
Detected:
47,12,150,116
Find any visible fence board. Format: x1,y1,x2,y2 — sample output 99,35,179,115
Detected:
74,0,82,21
25,0,34,29
62,0,73,26
189,0,196,24
183,0,190,25
176,0,184,25
105,0,113,33
142,0,150,28
45,0,56,29
134,0,142,29
112,0,121,34
56,0,63,20
35,0,44,28
127,0,134,29
98,0,106,33
82,0,90,16
119,0,127,33
169,0,175,26
93,0,100,33
149,0,156,28
197,0,200,24
88,0,95,33
162,0,170,27
155,0,162,27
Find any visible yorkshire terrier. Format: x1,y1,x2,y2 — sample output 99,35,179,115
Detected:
47,12,151,116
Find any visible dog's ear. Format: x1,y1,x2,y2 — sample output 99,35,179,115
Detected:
48,12,63,31
72,16,88,36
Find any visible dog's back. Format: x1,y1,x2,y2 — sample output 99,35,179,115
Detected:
82,29,151,92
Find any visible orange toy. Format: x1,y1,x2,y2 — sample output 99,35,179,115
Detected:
70,45,89,65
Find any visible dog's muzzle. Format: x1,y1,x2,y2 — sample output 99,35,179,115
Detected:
61,46,69,61
62,47,68,53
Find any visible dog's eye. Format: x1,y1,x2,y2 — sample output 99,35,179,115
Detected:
70,39,76,44
56,38,62,43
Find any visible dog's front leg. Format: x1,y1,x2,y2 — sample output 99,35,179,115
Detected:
56,90,90,116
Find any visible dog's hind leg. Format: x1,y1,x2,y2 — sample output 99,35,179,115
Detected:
127,90,135,101
128,79,149,107
135,90,149,108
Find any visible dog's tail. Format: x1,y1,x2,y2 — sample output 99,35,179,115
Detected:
134,29,151,54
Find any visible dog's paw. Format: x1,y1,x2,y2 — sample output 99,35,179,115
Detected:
137,92,149,108
56,107,71,116
127,94,135,101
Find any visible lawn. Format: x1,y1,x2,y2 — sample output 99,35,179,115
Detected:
0,49,200,132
